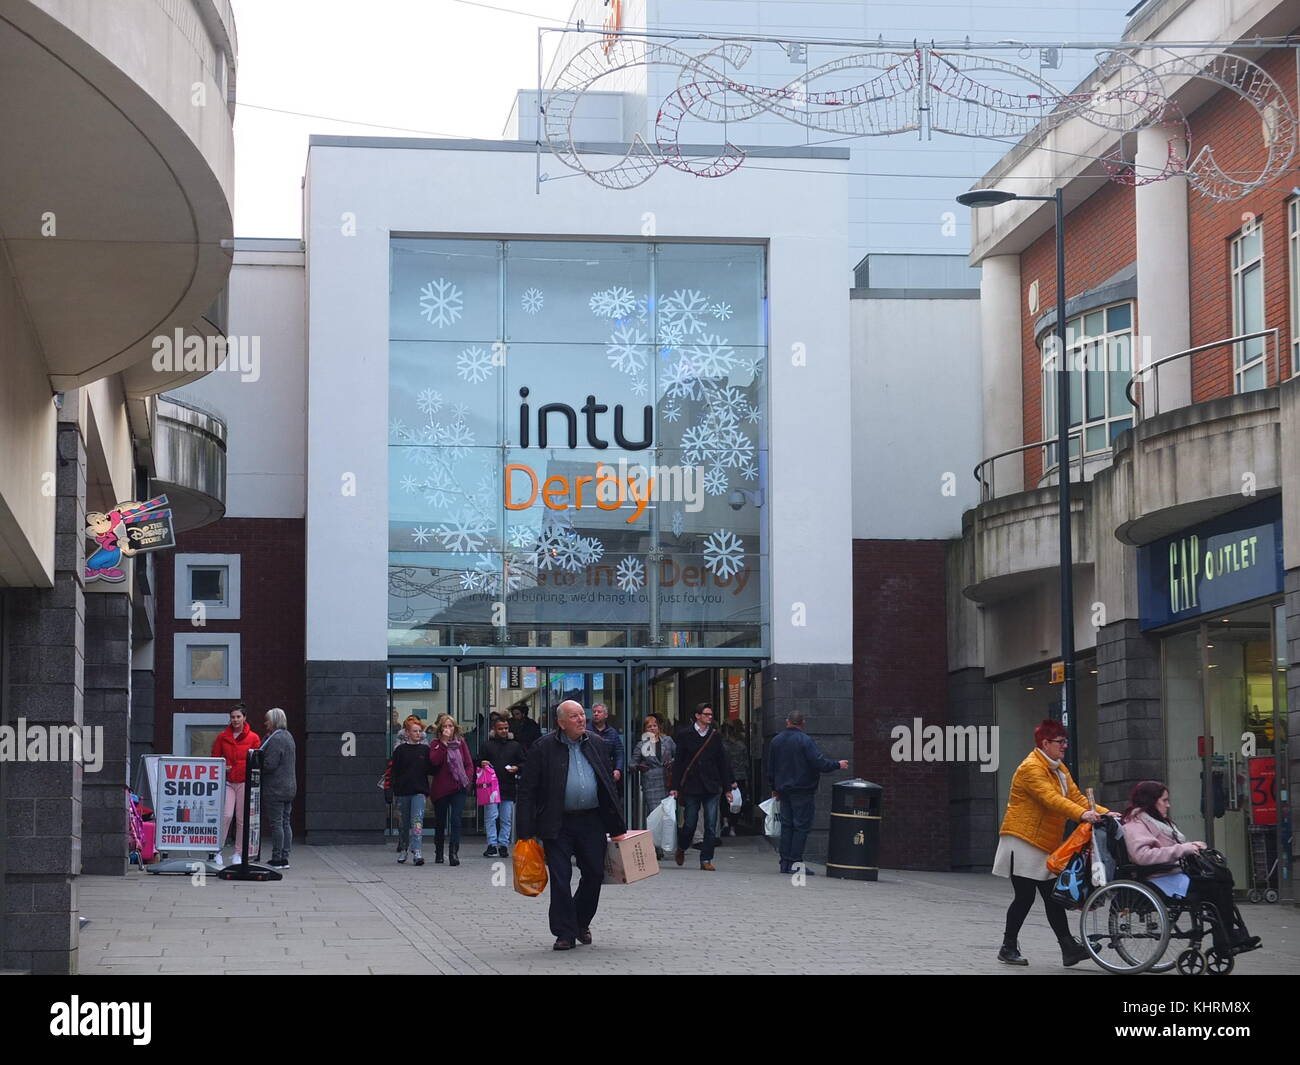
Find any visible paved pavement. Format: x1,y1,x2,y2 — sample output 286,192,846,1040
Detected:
76,837,1300,975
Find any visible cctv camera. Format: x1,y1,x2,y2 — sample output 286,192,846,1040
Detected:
728,490,745,511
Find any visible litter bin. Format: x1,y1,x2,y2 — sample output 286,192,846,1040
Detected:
826,779,881,881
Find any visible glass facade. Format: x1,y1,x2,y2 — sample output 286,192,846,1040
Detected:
387,238,768,655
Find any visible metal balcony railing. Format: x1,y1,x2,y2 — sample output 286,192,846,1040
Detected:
973,429,1084,503
1124,328,1281,422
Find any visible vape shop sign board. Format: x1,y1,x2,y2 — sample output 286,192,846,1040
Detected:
155,757,225,852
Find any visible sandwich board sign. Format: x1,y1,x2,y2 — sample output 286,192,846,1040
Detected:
145,756,225,874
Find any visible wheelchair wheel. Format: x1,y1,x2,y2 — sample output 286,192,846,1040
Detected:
1176,948,1206,975
1264,889,1279,904
1081,881,1170,974
1205,948,1235,975
1247,889,1261,904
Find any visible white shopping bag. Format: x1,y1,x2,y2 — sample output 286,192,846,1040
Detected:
648,796,677,852
759,796,781,838
729,786,743,813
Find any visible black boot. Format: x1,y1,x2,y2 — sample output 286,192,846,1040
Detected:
1060,937,1090,967
998,940,1028,965
449,845,460,867
434,842,445,864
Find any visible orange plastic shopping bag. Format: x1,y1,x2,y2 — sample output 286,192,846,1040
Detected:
513,838,548,897
1046,822,1093,875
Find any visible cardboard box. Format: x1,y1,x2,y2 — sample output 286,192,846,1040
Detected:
603,830,660,884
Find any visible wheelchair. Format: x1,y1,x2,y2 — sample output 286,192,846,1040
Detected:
1078,821,1259,976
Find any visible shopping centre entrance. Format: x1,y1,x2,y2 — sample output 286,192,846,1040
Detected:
385,661,765,837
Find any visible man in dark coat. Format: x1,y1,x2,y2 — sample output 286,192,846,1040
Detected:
510,703,542,751
668,703,736,872
516,700,627,951
768,710,849,874
478,716,526,857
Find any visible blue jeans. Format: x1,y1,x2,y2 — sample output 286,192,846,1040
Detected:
397,793,426,855
484,800,514,847
268,799,294,861
779,790,816,865
678,794,720,863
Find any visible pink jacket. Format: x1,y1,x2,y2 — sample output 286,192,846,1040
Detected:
1123,813,1199,866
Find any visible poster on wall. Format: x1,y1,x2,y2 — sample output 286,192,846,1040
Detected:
153,757,225,852
85,494,174,584
1248,757,1277,826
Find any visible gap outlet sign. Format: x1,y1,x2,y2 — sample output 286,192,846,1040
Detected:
387,238,768,652
1137,497,1284,629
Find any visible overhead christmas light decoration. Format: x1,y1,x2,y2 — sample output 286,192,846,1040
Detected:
541,34,1296,201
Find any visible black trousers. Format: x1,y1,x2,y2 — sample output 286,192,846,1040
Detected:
543,809,607,941
1004,874,1074,946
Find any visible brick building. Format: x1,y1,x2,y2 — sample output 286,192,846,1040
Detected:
952,0,1299,905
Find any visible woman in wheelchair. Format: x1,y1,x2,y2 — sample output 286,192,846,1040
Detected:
1121,781,1260,956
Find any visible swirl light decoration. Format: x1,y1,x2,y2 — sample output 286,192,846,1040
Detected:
541,37,1296,202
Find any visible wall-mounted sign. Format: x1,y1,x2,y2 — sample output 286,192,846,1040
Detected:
85,494,174,583
601,0,622,54
1137,497,1284,629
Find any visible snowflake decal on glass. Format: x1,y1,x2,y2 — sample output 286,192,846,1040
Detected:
740,461,758,482
615,556,645,592
438,510,491,554
631,375,648,397
399,475,420,495
521,287,545,314
416,389,444,415
663,400,682,422
711,302,733,321
606,324,649,375
671,510,684,537
660,356,701,400
410,525,433,545
457,345,494,384
574,536,604,568
530,526,572,571
680,424,720,466
659,289,711,338
703,466,729,495
437,421,475,460
389,418,411,442
508,525,538,550
683,334,736,379
419,278,463,328
590,286,637,319
658,319,687,349
702,529,745,579
459,570,486,591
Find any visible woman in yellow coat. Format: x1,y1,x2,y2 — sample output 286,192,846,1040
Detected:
993,719,1107,966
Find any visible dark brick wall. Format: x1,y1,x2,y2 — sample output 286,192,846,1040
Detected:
82,592,130,875
3,421,85,973
1096,619,1163,807
129,669,154,785
152,517,306,833
759,663,854,862
305,661,387,844
852,539,950,870
948,667,996,871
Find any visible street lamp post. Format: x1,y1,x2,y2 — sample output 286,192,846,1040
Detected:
958,186,1078,777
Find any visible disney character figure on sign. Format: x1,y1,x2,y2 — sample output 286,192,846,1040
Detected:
84,497,167,583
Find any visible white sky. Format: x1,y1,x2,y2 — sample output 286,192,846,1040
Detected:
231,0,577,238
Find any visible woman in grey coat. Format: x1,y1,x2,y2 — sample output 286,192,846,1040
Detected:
260,708,297,869
629,713,676,859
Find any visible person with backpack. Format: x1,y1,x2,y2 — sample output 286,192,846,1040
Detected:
668,703,736,872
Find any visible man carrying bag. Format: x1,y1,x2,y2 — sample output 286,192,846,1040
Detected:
668,703,736,872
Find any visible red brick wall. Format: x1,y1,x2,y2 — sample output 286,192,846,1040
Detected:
1187,46,1299,400
852,539,950,870
1020,181,1136,487
154,518,307,831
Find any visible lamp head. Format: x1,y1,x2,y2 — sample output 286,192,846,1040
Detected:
956,188,1018,209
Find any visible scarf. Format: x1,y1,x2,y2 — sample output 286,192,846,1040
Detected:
1035,747,1068,796
445,738,470,789
1137,811,1186,844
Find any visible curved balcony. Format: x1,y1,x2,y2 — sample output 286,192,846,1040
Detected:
152,395,227,532
0,0,236,389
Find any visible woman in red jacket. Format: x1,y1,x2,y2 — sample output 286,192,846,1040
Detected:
212,704,261,866
429,714,475,867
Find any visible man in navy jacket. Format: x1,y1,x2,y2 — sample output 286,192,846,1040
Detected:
767,711,848,874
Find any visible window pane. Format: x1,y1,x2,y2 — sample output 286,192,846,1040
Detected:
1083,311,1104,339
189,646,228,685
1239,228,1262,262
190,567,226,604
1085,363,1105,420
1109,418,1132,442
1241,362,1265,392
1106,304,1131,331
1043,372,1055,435
1085,424,1106,452
1068,368,1082,426
1109,335,1133,413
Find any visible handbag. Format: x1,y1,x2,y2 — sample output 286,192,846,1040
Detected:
1050,846,1091,909
1180,847,1233,884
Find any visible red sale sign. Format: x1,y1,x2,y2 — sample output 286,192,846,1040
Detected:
1248,757,1276,826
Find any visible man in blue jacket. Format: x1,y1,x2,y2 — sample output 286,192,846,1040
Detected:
767,711,848,875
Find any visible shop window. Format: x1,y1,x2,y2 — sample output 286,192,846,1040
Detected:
1231,222,1266,392
1041,301,1135,470
173,633,241,699
174,553,241,620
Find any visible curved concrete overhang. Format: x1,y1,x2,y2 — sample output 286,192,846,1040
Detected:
152,396,226,532
960,483,1094,603
1109,388,1281,546
0,0,235,390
